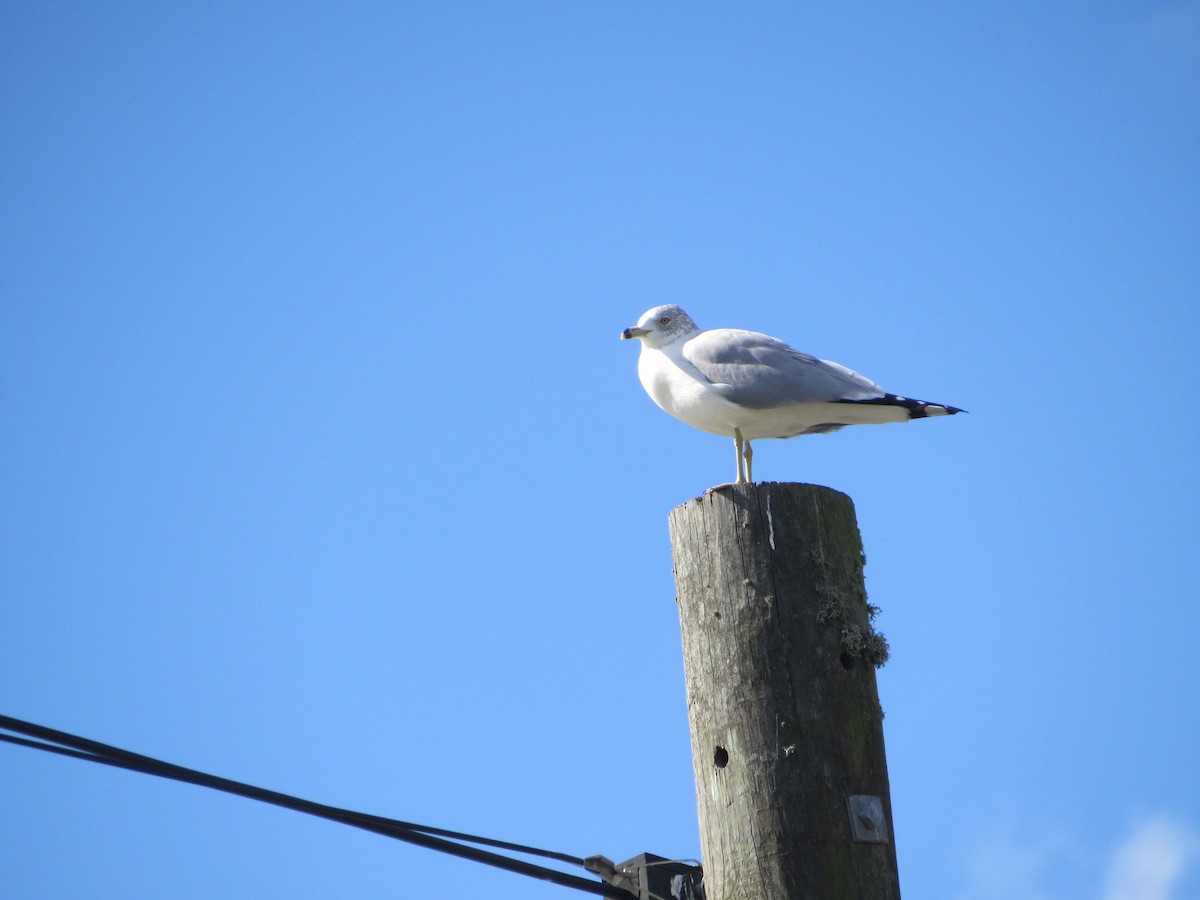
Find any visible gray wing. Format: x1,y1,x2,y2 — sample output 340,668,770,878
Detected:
681,328,886,409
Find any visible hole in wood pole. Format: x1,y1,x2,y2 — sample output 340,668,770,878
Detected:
713,746,729,768
840,652,856,670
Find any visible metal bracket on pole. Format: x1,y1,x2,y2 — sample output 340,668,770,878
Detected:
589,853,705,900
847,794,889,843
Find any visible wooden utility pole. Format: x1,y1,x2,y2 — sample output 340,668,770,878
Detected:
668,482,900,900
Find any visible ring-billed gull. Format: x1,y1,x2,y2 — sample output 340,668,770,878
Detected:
621,304,964,484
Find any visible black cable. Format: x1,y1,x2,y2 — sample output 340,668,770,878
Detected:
0,715,580,860
0,726,580,864
0,715,637,900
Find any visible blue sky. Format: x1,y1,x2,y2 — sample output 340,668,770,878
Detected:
2,2,1198,898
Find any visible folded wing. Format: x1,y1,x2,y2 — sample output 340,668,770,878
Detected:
682,328,887,409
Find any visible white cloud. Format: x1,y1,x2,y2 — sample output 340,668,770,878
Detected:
1102,814,1200,900
955,813,1200,900
954,824,1082,900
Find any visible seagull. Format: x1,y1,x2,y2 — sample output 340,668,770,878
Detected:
621,304,964,484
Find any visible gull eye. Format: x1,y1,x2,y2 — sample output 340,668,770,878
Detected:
659,316,671,325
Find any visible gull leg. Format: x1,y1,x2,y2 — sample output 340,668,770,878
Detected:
733,428,747,484
744,439,754,483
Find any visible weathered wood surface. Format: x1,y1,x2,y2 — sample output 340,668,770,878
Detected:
668,482,900,900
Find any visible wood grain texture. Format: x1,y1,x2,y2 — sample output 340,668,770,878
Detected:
668,482,900,900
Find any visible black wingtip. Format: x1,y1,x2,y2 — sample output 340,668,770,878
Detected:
836,394,966,418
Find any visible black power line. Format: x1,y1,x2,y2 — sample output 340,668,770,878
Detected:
0,714,638,900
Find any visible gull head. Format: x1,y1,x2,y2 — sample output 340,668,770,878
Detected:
620,304,698,349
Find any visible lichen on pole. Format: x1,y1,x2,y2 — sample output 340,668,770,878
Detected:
668,482,901,900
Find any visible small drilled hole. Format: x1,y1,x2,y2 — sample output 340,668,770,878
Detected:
713,746,729,768
840,652,856,670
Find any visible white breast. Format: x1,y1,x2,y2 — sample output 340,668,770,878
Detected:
637,345,747,437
